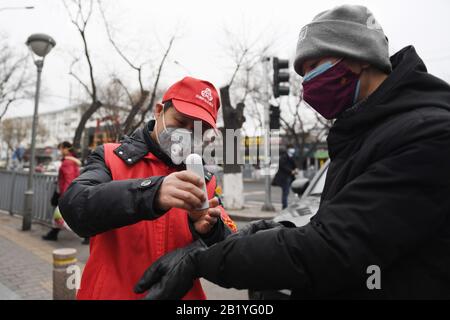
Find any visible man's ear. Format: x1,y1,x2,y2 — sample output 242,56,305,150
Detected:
154,103,164,119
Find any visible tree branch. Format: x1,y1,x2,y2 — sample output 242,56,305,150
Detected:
97,0,144,92
131,35,175,132
69,61,93,98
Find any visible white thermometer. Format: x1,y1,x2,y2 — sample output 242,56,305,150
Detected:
185,153,209,210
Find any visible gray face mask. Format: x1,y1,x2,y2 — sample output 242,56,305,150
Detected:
155,108,194,165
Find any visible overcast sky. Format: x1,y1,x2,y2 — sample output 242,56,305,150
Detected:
1,0,450,119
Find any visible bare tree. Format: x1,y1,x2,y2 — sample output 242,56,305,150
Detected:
130,36,175,133
63,0,102,153
98,0,176,135
218,27,276,209
95,78,130,142
220,28,274,170
1,118,27,167
63,0,178,157
1,117,47,167
98,1,147,136
0,36,33,121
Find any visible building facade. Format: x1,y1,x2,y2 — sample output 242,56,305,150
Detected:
0,104,130,168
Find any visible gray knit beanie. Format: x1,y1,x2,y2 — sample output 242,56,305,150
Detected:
294,5,392,75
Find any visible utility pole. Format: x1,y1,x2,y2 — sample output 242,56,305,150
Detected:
261,57,275,212
260,57,291,212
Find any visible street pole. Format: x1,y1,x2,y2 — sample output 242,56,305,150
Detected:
261,57,275,212
22,59,43,231
22,33,56,230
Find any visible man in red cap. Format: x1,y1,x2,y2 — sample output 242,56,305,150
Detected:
59,77,237,300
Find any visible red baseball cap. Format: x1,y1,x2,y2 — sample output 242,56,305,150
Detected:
162,77,220,129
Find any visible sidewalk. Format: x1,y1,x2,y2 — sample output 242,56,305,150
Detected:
0,210,88,300
0,204,274,300
227,203,281,222
0,210,248,300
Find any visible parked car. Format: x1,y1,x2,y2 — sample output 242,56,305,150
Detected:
248,160,330,300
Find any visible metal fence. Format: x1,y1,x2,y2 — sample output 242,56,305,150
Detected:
0,170,57,225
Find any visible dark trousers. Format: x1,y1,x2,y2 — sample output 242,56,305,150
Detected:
281,179,292,209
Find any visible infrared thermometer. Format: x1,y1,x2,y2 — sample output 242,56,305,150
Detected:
186,153,209,210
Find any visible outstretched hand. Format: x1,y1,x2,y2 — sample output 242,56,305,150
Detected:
134,240,206,300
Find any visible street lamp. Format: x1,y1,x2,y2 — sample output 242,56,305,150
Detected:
22,33,56,231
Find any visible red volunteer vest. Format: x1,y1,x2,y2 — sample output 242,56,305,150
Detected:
77,143,216,300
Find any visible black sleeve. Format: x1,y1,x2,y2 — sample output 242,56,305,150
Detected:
196,227,310,291
195,115,450,296
59,145,167,238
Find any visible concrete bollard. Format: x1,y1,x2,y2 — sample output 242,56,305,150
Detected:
52,248,78,300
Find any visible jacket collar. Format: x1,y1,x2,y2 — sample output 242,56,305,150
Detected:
113,120,184,169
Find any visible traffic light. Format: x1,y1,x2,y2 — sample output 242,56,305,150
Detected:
273,57,290,98
269,105,281,130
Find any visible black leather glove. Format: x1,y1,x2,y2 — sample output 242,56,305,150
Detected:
134,220,296,300
134,239,207,300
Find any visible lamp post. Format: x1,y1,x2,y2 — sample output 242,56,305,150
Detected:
22,33,56,231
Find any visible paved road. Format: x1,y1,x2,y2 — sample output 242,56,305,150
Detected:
243,179,297,208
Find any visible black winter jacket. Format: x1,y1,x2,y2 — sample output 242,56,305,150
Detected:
196,46,450,299
272,152,296,187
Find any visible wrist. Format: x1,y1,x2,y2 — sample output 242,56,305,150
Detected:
154,187,168,213
190,216,225,247
137,176,166,218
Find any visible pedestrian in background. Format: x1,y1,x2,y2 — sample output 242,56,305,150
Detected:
272,145,298,209
42,141,85,243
